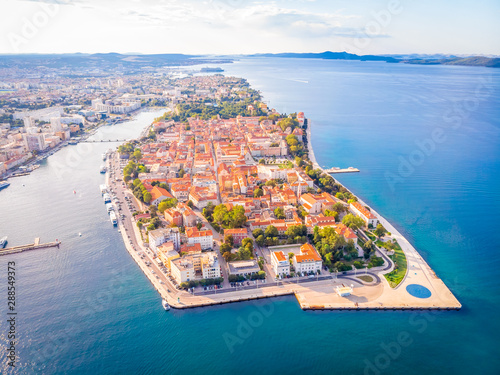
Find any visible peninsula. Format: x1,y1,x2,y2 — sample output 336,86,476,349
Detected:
101,74,460,311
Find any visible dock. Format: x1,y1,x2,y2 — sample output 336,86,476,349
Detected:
324,167,360,174
0,238,61,256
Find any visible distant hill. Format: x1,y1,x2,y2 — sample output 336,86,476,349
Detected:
250,51,499,68
404,56,500,68
0,53,232,72
252,51,398,63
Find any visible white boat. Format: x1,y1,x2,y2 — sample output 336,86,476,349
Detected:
103,193,112,203
0,236,7,248
109,211,117,226
99,184,108,195
162,299,170,311
78,232,82,237
99,165,107,174
106,203,114,213
102,153,107,161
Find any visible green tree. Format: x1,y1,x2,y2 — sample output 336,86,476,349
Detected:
254,188,264,198
265,225,279,238
324,209,338,221
236,246,252,260
143,191,152,204
274,207,285,220
133,149,142,161
196,221,203,230
229,205,247,228
255,234,265,247
178,168,185,178
224,234,234,247
158,198,178,213
252,228,264,238
259,158,265,164
374,224,386,238
342,214,365,230
220,243,232,254
213,204,229,226
241,238,254,252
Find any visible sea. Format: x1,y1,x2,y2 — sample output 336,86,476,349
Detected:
0,58,499,375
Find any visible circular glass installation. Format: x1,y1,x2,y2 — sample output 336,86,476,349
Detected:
406,284,432,298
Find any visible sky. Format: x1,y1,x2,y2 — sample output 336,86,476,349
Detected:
0,0,499,56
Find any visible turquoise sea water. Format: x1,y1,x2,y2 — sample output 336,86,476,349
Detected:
0,59,499,374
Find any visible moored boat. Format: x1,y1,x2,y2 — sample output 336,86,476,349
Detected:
0,236,7,248
162,299,170,311
110,211,117,226
0,181,10,191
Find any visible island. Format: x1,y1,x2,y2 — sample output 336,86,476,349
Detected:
101,74,460,311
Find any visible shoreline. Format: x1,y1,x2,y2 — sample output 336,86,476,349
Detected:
306,119,460,308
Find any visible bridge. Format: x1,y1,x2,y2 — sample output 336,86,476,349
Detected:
78,139,132,143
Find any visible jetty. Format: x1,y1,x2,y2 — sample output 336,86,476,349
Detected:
0,237,61,256
324,167,360,174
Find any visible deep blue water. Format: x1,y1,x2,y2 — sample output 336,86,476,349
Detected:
0,59,499,374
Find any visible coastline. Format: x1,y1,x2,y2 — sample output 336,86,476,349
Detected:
306,119,460,308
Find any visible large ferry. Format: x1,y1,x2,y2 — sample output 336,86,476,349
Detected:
109,211,117,226
0,236,7,248
0,181,10,190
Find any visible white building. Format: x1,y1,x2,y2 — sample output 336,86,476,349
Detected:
92,98,141,114
292,243,322,275
170,251,221,284
185,227,213,250
170,258,195,284
271,251,290,277
22,133,46,151
350,201,378,227
148,227,180,254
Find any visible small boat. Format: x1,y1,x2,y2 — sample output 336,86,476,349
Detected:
78,232,82,237
102,153,107,161
0,181,10,190
162,299,170,311
99,184,108,195
0,236,7,248
110,211,118,226
103,193,112,203
99,165,107,174
73,190,76,194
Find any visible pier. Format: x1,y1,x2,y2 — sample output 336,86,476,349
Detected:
0,238,61,256
324,167,360,174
